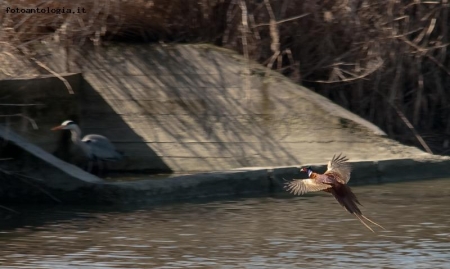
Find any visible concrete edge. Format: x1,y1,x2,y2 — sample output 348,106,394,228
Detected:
0,126,104,188
178,43,387,137
1,156,449,205
207,45,389,137
303,89,388,136
94,157,450,204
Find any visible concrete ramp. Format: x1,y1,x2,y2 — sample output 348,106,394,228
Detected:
0,126,103,191
72,44,430,172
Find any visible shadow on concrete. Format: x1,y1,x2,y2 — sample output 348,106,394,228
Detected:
79,80,172,173
74,44,310,172
0,73,172,174
75,43,425,172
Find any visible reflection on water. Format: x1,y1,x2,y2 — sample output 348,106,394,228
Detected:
0,179,449,268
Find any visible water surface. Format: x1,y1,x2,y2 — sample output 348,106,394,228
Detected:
0,178,449,268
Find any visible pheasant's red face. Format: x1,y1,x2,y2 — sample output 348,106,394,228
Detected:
300,166,313,173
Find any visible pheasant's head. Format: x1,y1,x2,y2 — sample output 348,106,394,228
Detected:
300,166,313,177
300,166,311,172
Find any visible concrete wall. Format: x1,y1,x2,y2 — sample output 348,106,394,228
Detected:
74,44,430,171
1,44,432,173
0,74,81,159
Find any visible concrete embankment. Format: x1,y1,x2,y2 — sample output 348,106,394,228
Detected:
95,156,450,205
1,43,450,205
1,43,436,173
1,124,449,205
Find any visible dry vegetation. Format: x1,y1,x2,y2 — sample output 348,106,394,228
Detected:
1,0,450,154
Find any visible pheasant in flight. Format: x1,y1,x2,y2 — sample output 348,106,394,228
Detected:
285,154,384,232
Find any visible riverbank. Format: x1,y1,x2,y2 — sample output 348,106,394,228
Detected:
2,127,449,205
2,43,449,205
90,155,450,205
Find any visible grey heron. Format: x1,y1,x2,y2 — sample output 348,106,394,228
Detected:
51,120,123,175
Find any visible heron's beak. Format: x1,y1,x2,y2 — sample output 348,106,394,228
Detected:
51,125,63,131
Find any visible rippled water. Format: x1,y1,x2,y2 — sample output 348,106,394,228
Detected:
0,178,449,268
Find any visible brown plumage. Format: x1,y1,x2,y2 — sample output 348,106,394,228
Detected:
285,153,384,232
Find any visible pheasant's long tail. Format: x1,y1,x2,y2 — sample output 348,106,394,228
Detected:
353,213,374,233
361,214,385,230
331,184,384,232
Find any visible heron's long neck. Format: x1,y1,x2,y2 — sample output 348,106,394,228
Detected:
69,126,83,144
69,126,90,157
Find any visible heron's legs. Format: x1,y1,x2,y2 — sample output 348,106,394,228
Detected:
97,158,104,177
87,159,94,173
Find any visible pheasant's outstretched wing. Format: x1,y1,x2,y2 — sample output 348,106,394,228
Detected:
324,153,351,184
284,178,331,195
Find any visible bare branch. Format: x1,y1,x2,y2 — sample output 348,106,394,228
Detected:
252,13,310,28
0,114,39,130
